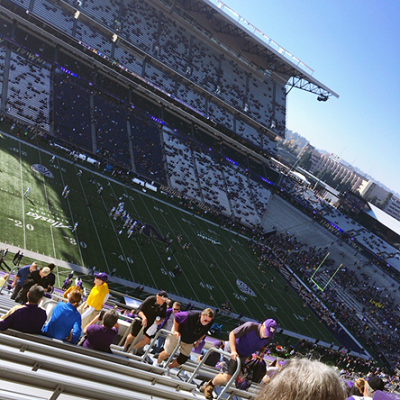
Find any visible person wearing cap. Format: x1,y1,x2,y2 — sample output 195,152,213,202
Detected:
202,318,278,399
15,266,52,304
10,261,38,300
42,263,56,293
42,290,83,344
156,308,214,372
78,272,109,327
346,375,385,400
123,291,168,352
0,285,47,334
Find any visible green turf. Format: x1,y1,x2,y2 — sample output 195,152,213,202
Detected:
0,131,339,344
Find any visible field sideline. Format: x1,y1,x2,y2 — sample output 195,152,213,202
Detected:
0,130,338,344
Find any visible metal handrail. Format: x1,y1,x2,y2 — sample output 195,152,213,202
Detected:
187,347,242,400
140,328,181,366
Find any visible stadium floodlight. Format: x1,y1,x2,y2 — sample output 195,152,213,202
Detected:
74,10,80,19
317,95,329,102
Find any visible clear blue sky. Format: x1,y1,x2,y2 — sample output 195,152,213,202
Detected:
222,0,400,195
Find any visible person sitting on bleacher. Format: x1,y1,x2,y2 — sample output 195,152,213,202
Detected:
0,285,46,334
82,309,119,353
42,290,82,344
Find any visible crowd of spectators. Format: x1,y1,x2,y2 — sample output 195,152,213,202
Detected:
251,227,400,368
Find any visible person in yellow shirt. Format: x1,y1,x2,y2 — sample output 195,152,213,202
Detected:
78,273,109,327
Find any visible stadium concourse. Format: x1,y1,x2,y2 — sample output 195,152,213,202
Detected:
1,0,400,397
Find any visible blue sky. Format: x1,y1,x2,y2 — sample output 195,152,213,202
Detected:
221,0,400,195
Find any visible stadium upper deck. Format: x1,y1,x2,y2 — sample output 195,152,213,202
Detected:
174,0,339,100
1,0,337,156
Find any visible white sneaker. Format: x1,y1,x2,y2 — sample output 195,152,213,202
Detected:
155,362,162,368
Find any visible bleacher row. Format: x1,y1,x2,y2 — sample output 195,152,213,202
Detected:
0,284,261,400
5,0,284,146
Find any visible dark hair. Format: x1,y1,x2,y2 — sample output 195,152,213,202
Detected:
103,309,119,328
47,263,56,271
28,285,45,303
166,299,173,308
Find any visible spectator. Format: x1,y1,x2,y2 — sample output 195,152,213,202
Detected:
42,263,56,293
42,289,82,344
10,261,38,300
346,375,385,400
256,358,346,400
0,273,9,288
0,285,46,333
198,340,224,367
123,291,168,352
78,272,109,327
156,308,214,372
82,309,119,353
15,266,51,304
202,319,278,399
347,378,366,397
150,300,180,354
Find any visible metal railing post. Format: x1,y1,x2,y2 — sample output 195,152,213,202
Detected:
187,347,242,400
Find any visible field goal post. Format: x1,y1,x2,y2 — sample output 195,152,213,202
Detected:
310,252,342,291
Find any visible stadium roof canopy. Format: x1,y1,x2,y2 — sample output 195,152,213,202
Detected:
365,203,400,237
173,0,339,100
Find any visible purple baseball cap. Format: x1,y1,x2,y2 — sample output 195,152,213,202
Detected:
95,272,108,282
264,319,278,339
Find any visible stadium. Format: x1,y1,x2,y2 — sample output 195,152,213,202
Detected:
0,0,399,398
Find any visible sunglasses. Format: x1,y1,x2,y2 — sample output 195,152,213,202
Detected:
173,308,180,311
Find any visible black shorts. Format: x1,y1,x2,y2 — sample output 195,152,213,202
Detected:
130,318,155,339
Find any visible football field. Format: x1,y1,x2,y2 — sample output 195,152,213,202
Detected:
0,130,339,344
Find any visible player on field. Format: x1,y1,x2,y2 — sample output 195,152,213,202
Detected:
24,187,31,198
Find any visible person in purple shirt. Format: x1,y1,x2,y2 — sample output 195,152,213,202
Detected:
202,318,278,399
0,285,46,333
156,308,214,373
83,309,119,353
